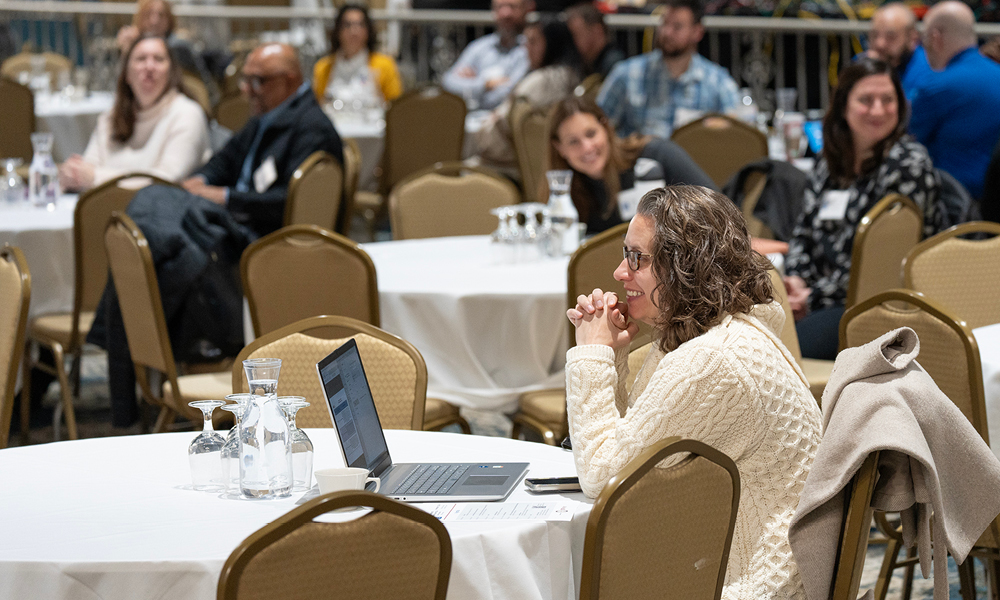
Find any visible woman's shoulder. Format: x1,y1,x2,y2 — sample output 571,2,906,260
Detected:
170,92,208,120
370,52,399,67
887,135,933,166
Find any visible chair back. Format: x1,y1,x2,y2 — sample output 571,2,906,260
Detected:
573,73,603,104
218,490,451,600
579,437,740,600
285,151,344,231
339,138,363,235
840,289,988,442
182,71,212,114
389,162,520,239
381,86,466,195
670,114,768,189
0,245,30,449
241,225,378,337
232,316,426,430
0,76,35,163
213,92,251,132
829,452,881,600
767,267,803,361
846,194,922,309
509,97,550,203
903,221,1000,330
739,170,773,239
0,51,72,82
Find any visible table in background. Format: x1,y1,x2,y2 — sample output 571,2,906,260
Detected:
362,236,570,412
35,92,115,162
0,194,79,318
0,429,590,600
972,323,1000,460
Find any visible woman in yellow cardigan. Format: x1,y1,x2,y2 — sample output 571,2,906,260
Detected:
313,3,402,106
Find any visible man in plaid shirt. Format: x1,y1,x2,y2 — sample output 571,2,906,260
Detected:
597,0,739,139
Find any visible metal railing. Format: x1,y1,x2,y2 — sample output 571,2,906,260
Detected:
2,3,999,111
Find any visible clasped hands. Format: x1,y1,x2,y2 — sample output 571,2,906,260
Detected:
566,288,639,350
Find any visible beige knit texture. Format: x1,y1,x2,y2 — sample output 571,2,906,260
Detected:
566,302,823,600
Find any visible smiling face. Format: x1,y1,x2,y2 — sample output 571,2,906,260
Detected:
613,214,660,326
126,37,172,108
869,6,917,67
845,73,899,154
337,8,369,58
553,112,610,180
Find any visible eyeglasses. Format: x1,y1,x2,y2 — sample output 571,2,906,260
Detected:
623,247,651,271
239,73,285,93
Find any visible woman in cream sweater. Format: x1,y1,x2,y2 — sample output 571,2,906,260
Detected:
59,35,210,191
566,185,823,600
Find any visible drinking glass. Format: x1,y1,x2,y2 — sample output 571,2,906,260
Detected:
278,396,314,492
188,400,226,491
489,206,516,264
220,393,252,494
1,159,24,204
240,358,292,499
783,113,806,160
29,133,59,209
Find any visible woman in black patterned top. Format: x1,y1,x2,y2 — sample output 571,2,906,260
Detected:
784,58,941,360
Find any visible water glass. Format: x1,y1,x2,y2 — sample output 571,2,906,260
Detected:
783,113,806,160
240,358,292,499
29,133,59,209
1,159,25,204
188,400,226,491
278,397,314,492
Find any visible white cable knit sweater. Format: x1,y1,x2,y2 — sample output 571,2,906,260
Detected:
566,301,823,600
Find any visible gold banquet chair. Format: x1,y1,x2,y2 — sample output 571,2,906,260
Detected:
104,213,232,432
231,315,433,431
284,151,344,232
839,289,996,600
213,92,251,133
0,75,35,163
767,268,833,403
388,162,521,240
830,452,883,600
241,225,379,337
845,194,923,309
0,245,30,449
0,51,71,84
509,96,550,203
903,221,1000,330
670,114,768,189
181,71,212,115
339,138,363,236
579,437,740,600
21,174,176,441
218,491,451,600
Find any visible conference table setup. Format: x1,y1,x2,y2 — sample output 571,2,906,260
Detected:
0,428,591,600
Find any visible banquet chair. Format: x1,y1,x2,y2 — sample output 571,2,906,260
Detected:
213,92,251,133
104,213,232,432
339,138,362,236
232,315,432,431
670,114,768,189
181,71,212,115
767,268,832,403
0,51,72,84
903,221,1000,330
573,73,603,104
579,437,740,600
829,452,882,600
21,173,177,441
284,151,344,231
388,162,520,240
0,245,30,449
0,75,35,164
509,96,550,203
218,490,451,600
845,194,923,309
839,289,995,600
241,224,378,337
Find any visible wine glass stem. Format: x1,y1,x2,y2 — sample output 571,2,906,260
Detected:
202,409,213,433
288,412,297,431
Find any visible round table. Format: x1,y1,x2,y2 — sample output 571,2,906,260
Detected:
0,429,590,600
972,323,1000,460
362,236,570,412
34,92,115,163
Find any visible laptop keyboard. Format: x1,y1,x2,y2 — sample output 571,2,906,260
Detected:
393,464,469,496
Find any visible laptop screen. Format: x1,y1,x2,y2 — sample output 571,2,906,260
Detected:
317,339,392,476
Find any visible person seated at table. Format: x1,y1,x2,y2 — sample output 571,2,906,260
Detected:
783,57,941,361
566,184,822,599
564,1,624,79
475,17,580,170
86,42,343,429
58,34,210,192
544,95,716,234
313,4,402,108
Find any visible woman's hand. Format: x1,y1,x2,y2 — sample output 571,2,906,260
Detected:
58,155,95,192
567,288,638,350
783,275,812,321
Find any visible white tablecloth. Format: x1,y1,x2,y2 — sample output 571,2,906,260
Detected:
972,324,1000,460
0,194,79,319
0,429,590,600
34,92,115,163
362,236,570,412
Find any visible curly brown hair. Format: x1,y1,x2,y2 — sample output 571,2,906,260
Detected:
636,185,774,353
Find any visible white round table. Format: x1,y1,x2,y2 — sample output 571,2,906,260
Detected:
34,92,115,163
972,323,1000,460
362,236,570,412
0,429,590,600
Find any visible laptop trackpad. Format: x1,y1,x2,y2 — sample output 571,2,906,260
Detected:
463,475,510,487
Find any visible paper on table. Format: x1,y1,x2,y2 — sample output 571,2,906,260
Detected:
421,502,576,522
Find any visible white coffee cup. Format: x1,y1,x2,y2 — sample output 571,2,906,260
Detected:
314,467,381,495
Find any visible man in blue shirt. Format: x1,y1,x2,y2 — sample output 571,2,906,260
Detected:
442,0,533,110
909,1,1000,199
596,0,739,139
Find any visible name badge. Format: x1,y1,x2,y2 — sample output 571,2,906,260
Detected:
817,190,850,221
253,156,278,194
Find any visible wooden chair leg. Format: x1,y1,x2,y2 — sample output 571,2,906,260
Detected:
958,557,977,600
875,536,901,600
50,343,78,440
20,342,33,445
153,406,175,433
901,546,916,600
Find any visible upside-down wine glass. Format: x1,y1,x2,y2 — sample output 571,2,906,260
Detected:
220,394,252,494
188,400,226,491
278,396,314,492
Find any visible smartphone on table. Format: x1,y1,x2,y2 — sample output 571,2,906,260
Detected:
524,476,582,493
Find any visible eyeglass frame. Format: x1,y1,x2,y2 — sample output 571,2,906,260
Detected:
623,246,652,271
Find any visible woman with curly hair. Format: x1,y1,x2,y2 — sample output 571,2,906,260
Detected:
566,185,822,600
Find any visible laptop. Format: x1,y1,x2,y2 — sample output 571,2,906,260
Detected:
316,338,528,502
